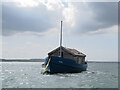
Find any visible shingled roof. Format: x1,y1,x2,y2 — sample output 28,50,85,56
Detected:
48,46,86,57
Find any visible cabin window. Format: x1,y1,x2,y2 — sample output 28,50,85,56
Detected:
75,57,79,63
61,52,63,57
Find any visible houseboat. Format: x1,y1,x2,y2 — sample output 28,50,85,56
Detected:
43,21,87,74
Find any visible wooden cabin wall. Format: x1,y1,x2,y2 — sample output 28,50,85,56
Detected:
74,56,85,64
62,49,74,60
49,49,59,57
78,57,85,64
48,48,85,64
49,48,74,60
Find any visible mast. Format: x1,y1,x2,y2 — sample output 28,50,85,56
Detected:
60,21,62,57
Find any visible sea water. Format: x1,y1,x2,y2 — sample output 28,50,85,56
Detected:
1,62,118,88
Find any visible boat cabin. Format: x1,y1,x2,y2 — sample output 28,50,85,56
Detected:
48,46,86,64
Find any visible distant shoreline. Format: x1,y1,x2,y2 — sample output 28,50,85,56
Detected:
0,61,44,62
0,59,119,63
87,61,119,63
0,61,119,63
1,61,44,62
0,59,45,62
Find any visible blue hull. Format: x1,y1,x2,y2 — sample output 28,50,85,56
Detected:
44,56,87,73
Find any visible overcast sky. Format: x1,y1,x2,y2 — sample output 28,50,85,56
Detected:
1,0,118,61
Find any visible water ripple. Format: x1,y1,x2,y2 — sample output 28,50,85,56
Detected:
2,62,118,88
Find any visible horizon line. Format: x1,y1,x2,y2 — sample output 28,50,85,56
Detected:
0,58,119,62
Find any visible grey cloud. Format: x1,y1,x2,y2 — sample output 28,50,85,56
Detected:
89,2,118,25
2,2,118,36
71,2,118,34
2,2,63,36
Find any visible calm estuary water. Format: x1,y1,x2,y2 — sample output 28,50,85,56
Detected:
1,62,118,88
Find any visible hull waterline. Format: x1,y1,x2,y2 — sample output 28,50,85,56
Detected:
44,56,87,73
